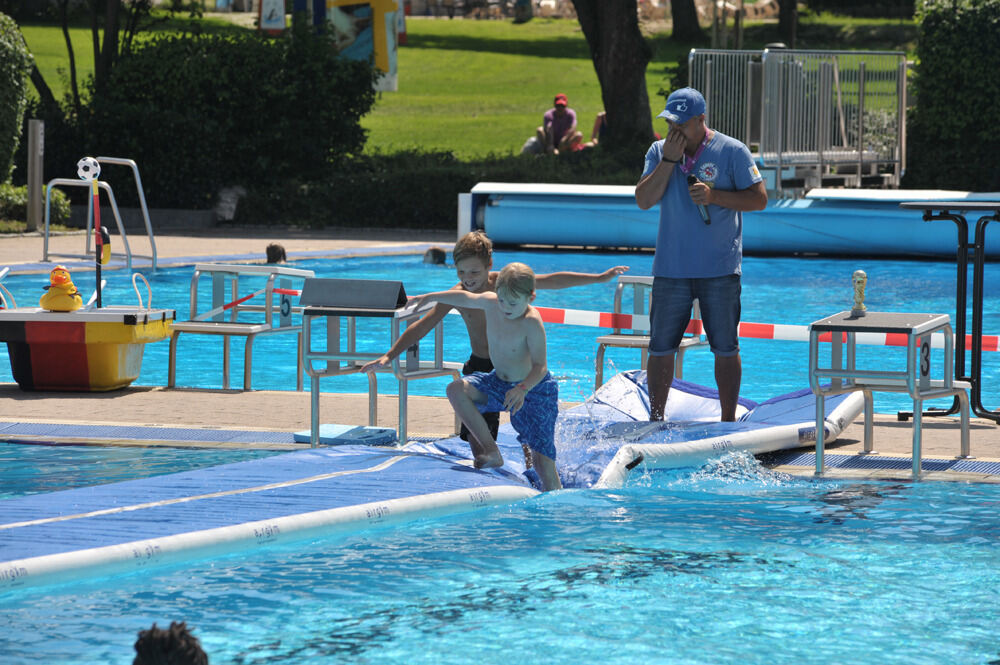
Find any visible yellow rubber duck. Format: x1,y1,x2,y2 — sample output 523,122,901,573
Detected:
40,265,83,312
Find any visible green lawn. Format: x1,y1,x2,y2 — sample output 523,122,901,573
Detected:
363,18,686,158
15,12,917,160
18,12,249,103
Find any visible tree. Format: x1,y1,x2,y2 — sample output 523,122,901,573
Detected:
27,0,200,115
670,0,704,43
778,0,797,47
571,0,655,150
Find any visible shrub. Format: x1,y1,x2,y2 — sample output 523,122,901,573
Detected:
0,181,71,226
904,0,1000,190
231,146,643,229
0,12,32,182
84,25,378,208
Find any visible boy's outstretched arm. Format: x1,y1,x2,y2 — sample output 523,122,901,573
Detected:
409,288,493,312
360,302,451,373
534,265,629,290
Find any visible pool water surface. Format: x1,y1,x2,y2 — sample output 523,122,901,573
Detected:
1,455,998,665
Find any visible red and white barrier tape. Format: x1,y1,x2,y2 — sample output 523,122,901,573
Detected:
194,287,302,321
531,305,1000,352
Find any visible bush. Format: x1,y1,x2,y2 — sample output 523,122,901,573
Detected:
0,181,71,226
904,0,1000,190
0,12,32,183
84,25,378,208
231,146,643,229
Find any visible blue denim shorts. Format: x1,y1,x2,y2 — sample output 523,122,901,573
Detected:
648,274,741,357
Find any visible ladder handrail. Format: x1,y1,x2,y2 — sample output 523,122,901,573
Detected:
95,157,157,271
44,178,136,271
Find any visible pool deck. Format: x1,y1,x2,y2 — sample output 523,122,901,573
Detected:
2,228,998,483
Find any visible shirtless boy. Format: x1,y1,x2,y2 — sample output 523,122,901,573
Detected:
361,231,627,453
408,262,562,491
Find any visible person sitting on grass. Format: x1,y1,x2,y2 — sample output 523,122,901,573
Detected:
360,231,627,466
536,93,583,154
408,262,562,491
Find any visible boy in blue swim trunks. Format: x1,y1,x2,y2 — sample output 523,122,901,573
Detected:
361,231,626,462
408,262,562,491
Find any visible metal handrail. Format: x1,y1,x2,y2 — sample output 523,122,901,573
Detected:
44,178,136,271
94,157,158,271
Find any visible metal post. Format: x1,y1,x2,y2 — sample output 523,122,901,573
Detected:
26,120,43,232
857,62,866,187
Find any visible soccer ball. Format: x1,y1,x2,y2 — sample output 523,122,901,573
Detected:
77,156,101,181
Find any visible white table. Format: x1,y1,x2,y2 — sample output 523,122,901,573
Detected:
808,310,971,478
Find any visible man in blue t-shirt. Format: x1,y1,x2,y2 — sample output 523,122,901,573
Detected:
635,87,767,422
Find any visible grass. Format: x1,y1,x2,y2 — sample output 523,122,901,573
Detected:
14,12,919,160
17,11,250,104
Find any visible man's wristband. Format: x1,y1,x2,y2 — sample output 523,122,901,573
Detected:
516,382,530,392
661,156,680,164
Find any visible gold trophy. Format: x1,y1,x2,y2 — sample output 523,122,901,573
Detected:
851,270,867,317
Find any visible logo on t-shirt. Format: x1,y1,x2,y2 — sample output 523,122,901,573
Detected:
698,162,718,183
749,163,761,180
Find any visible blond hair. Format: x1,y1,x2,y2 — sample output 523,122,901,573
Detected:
453,231,492,265
496,262,535,299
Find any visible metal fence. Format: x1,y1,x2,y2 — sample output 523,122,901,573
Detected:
689,49,907,193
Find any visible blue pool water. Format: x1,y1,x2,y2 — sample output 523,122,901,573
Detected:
1,455,998,665
2,250,997,413
0,442,279,499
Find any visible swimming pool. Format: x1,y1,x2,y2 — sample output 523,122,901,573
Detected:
0,442,280,499
2,455,997,664
2,250,997,414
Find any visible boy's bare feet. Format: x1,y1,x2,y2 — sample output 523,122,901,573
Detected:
473,452,504,469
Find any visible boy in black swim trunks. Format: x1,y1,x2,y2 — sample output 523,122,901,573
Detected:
361,231,627,463
409,262,562,491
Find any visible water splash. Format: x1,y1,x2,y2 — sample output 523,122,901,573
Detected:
686,450,794,485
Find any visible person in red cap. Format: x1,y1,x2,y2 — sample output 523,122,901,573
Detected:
535,93,582,154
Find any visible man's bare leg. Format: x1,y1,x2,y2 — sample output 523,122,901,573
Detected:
646,353,675,421
715,353,742,422
447,380,503,468
531,450,562,491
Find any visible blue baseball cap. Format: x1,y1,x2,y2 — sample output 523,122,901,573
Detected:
657,87,706,124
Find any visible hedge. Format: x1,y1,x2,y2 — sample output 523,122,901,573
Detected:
230,146,645,229
83,25,378,208
0,12,32,183
904,0,1000,190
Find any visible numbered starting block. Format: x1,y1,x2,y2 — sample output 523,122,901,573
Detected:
168,264,315,391
808,310,971,478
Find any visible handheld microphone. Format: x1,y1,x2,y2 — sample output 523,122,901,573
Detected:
687,174,711,225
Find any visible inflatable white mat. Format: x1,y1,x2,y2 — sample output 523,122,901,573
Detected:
0,371,861,591
549,370,862,488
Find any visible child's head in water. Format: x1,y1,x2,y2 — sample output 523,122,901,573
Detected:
452,231,493,293
265,243,287,264
495,262,536,319
423,247,447,265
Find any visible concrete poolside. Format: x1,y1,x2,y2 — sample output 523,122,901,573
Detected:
1,227,998,483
